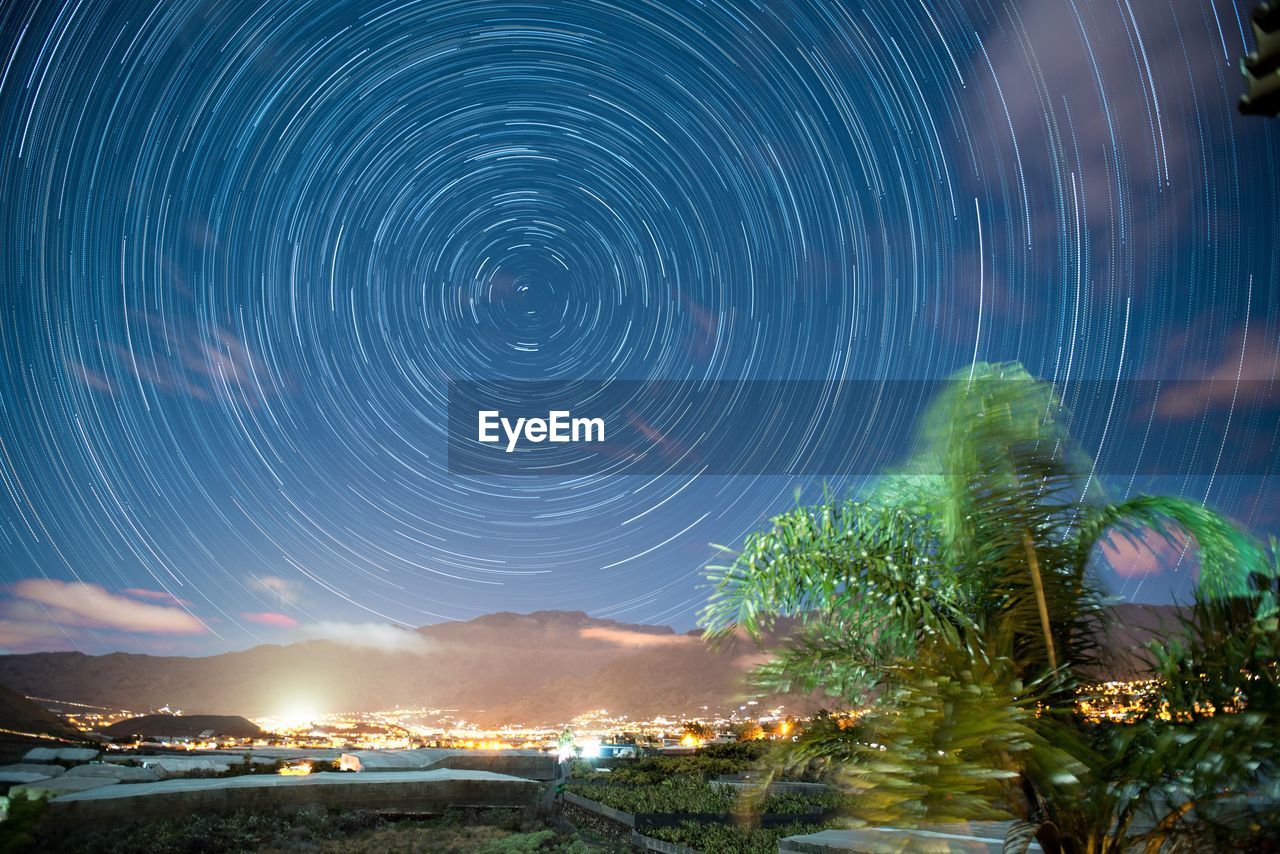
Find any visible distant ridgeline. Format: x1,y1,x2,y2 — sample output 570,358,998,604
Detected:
0,607,1182,726
100,714,262,740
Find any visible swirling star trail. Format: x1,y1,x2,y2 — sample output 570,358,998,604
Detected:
1,0,1277,653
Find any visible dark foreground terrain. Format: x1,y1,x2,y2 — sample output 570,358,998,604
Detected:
6,803,593,854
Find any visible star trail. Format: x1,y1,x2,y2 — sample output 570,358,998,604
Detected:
1,0,1277,654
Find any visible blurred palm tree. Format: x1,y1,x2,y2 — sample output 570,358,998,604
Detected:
701,363,1277,851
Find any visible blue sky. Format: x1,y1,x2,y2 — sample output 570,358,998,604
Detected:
1,0,1276,655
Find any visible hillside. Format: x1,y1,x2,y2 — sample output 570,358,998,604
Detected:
0,607,1183,725
1095,603,1189,677
101,713,262,739
0,682,83,739
0,611,772,721
0,682,94,762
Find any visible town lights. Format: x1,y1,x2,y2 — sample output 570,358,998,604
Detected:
269,706,320,733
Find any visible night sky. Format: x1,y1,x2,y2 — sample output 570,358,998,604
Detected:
2,0,1277,655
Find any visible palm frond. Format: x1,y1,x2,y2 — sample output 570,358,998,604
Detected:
699,499,951,641
1083,495,1270,601
885,364,1108,682
827,626,1089,828
696,363,1276,850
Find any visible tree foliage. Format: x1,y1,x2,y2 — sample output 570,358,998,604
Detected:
699,363,1278,850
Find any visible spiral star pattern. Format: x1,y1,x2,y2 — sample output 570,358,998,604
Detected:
1,0,1276,652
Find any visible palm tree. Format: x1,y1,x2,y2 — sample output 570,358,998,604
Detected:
700,363,1275,850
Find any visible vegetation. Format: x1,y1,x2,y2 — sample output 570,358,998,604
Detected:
681,721,714,740
0,796,47,854
645,820,828,854
568,742,770,786
563,775,841,815
700,362,1280,851
559,741,849,852
42,806,588,854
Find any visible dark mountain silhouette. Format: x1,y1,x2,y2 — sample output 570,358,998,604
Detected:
0,682,95,762
1095,603,1189,677
101,713,261,739
476,631,781,725
0,682,83,739
0,611,770,723
0,607,1183,725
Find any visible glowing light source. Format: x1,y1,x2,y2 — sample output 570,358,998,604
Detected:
264,706,320,733
555,735,601,759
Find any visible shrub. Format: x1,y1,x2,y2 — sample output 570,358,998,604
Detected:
563,777,838,816
646,820,828,854
0,795,48,854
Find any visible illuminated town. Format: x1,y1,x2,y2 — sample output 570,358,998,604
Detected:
33,681,1187,761
48,701,794,755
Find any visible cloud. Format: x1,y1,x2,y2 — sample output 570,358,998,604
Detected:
248,574,305,607
1,579,208,648
1100,528,1191,578
293,622,436,655
103,314,284,408
123,587,193,607
579,626,694,648
67,360,114,395
0,617,76,652
242,611,299,628
1157,328,1280,418
970,0,1221,229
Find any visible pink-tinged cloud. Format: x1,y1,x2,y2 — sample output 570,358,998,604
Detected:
123,588,193,607
968,0,1218,238
241,611,299,628
6,579,207,635
107,313,284,409
0,618,77,652
671,287,720,360
625,410,697,464
1158,329,1280,418
579,626,695,648
1100,529,1191,579
67,360,114,394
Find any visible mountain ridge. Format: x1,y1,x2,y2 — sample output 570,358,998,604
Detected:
0,606,1181,725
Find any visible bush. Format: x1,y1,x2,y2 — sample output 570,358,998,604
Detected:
44,806,581,853
563,777,838,816
0,796,48,854
566,742,779,786
646,820,828,854
566,776,737,813
565,759,595,779
694,741,771,763
474,829,591,853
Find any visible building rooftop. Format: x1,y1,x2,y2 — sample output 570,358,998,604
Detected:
50,768,535,801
